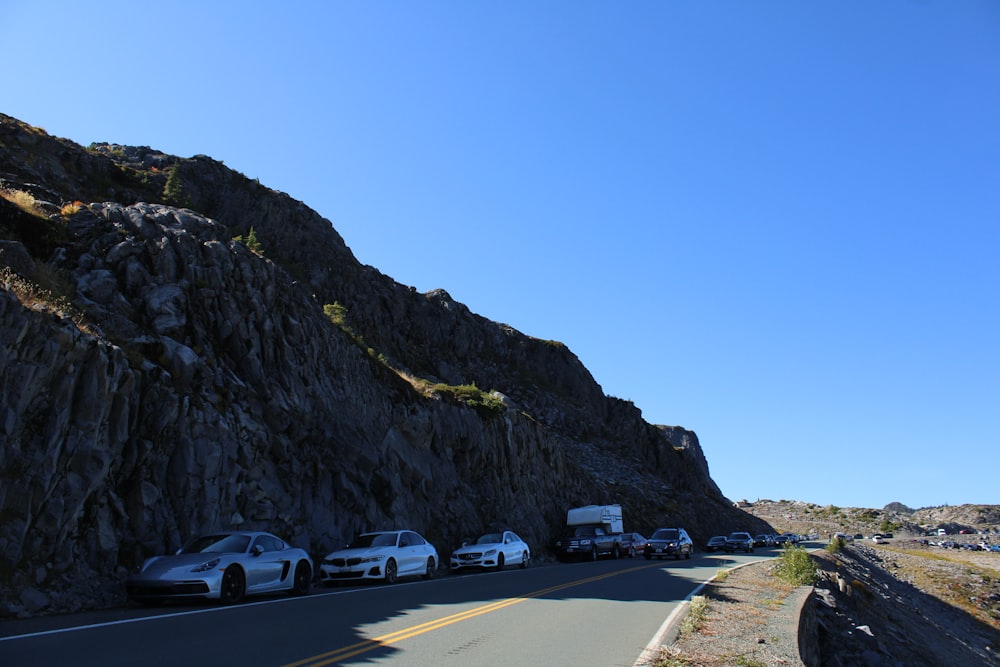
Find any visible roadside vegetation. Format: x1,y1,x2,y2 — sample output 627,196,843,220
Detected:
773,544,817,586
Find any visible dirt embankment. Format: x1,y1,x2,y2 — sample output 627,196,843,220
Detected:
661,542,1000,666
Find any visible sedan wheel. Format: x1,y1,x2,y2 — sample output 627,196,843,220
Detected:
589,545,598,561
384,558,398,584
292,561,311,595
423,557,436,580
497,553,505,570
520,552,529,569
220,566,245,605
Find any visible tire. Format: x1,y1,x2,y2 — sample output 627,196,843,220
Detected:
589,545,598,561
291,561,311,596
423,557,436,580
628,546,636,558
685,549,692,560
220,566,246,605
611,544,621,559
520,551,529,569
644,553,651,560
385,558,398,584
496,553,505,570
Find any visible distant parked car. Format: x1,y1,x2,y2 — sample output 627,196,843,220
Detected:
705,535,728,552
773,534,789,546
644,528,693,560
126,531,313,605
620,532,648,558
989,545,1000,553
320,530,438,585
871,534,886,544
724,532,754,553
450,530,530,572
753,534,772,547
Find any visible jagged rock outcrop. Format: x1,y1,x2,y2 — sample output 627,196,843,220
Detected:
0,113,769,616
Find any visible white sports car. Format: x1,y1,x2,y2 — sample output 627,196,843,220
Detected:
126,531,313,605
451,530,530,572
320,530,439,585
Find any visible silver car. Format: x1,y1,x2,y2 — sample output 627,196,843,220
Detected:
320,530,439,585
451,530,530,571
126,531,313,605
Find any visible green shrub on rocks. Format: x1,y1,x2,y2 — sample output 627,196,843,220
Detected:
774,544,817,586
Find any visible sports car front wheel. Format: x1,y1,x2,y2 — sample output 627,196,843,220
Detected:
292,561,311,595
220,566,246,605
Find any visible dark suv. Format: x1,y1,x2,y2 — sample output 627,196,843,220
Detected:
724,532,754,553
644,528,693,560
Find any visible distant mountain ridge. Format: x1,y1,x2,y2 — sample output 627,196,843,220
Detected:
0,113,768,616
744,499,1000,537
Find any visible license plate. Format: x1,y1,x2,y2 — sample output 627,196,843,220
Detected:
340,567,350,573
655,548,663,553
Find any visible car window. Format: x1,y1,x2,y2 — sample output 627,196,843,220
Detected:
652,529,679,540
405,532,425,546
375,533,400,547
182,534,251,554
478,533,502,544
356,533,397,548
252,535,282,552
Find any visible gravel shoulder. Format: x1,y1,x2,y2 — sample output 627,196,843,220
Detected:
658,542,1000,667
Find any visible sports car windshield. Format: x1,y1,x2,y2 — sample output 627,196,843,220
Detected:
181,534,251,554
476,533,502,544
352,533,398,548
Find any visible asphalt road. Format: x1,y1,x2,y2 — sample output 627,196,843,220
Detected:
0,550,774,666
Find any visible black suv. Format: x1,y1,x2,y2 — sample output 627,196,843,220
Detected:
644,527,693,560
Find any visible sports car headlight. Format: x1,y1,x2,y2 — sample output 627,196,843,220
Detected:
360,554,385,563
191,557,221,573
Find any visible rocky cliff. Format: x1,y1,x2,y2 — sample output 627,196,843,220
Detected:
0,113,770,616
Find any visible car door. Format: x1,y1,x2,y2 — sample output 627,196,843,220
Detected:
501,532,520,564
245,535,289,592
397,532,424,576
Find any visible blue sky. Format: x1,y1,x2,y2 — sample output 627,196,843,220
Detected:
4,2,998,510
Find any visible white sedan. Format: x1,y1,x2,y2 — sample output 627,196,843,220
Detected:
451,530,530,572
319,530,439,585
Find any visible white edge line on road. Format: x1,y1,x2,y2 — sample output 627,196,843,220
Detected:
633,557,769,667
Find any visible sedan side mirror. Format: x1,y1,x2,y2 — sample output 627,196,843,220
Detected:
251,544,264,557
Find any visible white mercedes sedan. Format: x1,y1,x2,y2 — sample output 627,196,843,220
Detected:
451,530,530,572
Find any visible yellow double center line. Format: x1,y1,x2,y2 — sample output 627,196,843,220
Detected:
283,563,656,667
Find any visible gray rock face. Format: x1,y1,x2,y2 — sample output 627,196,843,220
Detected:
0,113,770,616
